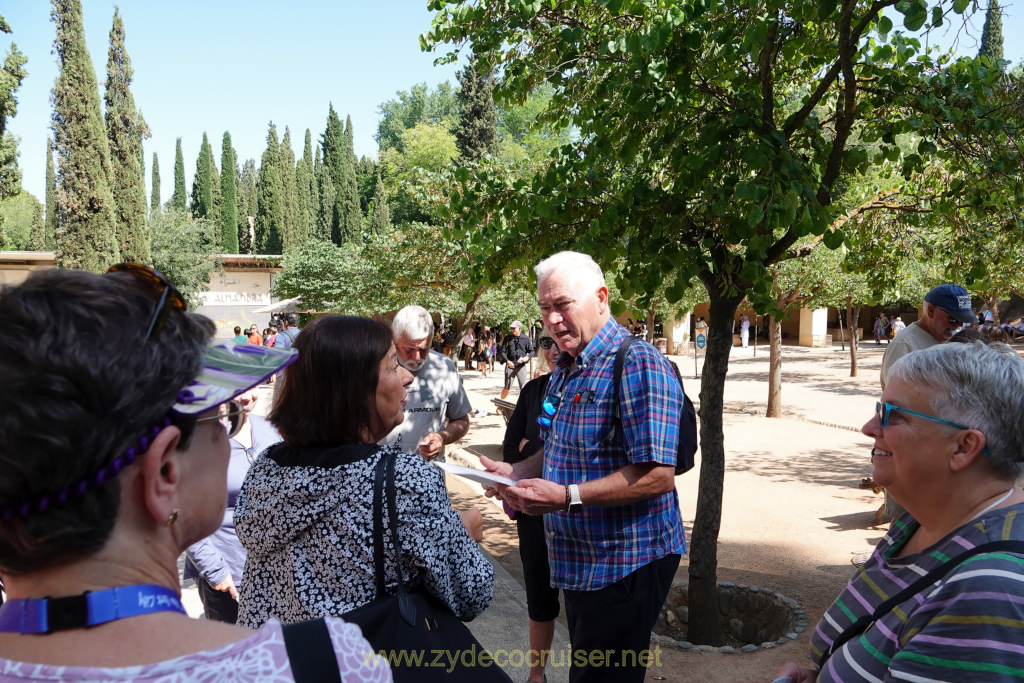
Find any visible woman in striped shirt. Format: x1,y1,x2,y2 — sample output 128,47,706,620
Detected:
779,342,1024,682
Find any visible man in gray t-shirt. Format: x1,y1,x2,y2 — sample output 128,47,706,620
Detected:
380,306,472,462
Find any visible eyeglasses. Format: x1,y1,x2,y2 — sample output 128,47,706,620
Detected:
106,263,186,339
876,401,990,454
537,392,561,428
196,399,248,439
539,337,558,350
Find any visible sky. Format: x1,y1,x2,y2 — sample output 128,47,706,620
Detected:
4,1,1023,205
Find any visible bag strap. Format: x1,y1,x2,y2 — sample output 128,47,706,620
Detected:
370,451,418,626
822,540,1024,667
282,618,343,683
602,336,640,447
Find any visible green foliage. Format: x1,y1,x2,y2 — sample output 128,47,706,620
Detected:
255,122,284,253
220,132,238,253
279,126,301,251
148,208,217,309
51,0,119,272
314,145,335,243
0,190,41,249
172,137,186,211
149,151,160,217
104,8,150,263
27,196,45,251
191,132,215,220
381,122,458,225
455,58,499,162
43,139,57,249
496,84,574,163
271,239,379,314
336,115,362,243
237,157,257,254
1,12,27,248
979,0,1004,65
376,81,460,153
369,171,391,235
295,129,316,239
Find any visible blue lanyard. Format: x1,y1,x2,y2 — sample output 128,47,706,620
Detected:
0,584,186,634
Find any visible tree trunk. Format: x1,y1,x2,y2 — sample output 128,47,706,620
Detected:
837,306,845,351
765,315,783,417
988,294,1000,326
646,309,656,343
451,285,486,364
847,299,861,377
686,291,743,645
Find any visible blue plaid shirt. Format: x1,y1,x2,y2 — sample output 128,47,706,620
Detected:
541,317,687,591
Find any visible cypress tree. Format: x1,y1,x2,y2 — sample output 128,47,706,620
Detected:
979,0,1004,66
44,139,57,249
455,57,499,162
219,132,238,253
191,132,214,219
172,137,186,211
322,103,345,191
104,7,149,263
298,128,316,237
337,115,361,241
256,122,284,254
27,201,45,250
150,151,160,216
369,171,390,235
314,145,335,243
237,157,256,253
279,126,300,251
1,14,27,250
209,150,221,239
50,0,119,271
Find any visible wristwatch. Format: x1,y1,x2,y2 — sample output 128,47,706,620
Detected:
567,484,583,514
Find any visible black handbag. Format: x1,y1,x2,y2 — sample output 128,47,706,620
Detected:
342,451,511,683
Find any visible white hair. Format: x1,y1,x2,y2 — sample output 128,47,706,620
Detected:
534,251,606,291
391,305,434,341
888,342,1024,479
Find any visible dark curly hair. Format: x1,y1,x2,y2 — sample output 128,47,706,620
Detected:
0,269,214,575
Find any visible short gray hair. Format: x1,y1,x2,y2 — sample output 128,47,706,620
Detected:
534,251,606,291
392,305,434,341
888,342,1024,479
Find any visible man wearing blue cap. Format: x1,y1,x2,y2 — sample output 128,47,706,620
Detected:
876,283,976,523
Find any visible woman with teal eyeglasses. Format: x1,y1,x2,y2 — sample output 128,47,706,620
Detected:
778,341,1024,683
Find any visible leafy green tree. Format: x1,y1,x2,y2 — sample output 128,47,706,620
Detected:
44,139,57,249
172,137,186,211
980,0,1004,65
191,132,215,220
149,208,217,309
376,81,460,153
0,190,41,248
272,239,378,313
321,104,345,194
237,157,256,254
27,195,46,251
296,128,316,238
256,122,284,253
426,0,1024,643
369,171,390,235
279,126,301,251
51,0,118,271
220,132,238,253
314,145,335,243
380,122,458,225
149,151,160,217
455,57,498,162
1,13,27,250
496,84,573,163
104,7,149,263
356,155,377,213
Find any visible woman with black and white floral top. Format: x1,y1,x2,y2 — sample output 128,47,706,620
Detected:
236,315,494,627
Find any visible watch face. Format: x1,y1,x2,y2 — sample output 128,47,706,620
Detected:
569,502,583,514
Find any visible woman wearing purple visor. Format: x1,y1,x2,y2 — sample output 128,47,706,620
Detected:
0,266,390,681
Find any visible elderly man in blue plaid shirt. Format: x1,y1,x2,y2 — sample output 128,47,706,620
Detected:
483,251,687,683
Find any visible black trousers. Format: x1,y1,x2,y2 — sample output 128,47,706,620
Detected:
197,576,239,624
563,553,680,683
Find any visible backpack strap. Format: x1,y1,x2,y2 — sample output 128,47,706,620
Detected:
282,617,343,683
602,336,640,447
821,540,1024,668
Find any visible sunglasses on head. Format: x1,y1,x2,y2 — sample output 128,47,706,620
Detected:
106,263,186,339
539,337,558,350
196,399,248,439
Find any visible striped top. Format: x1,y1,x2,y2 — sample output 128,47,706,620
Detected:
811,502,1024,682
540,317,686,591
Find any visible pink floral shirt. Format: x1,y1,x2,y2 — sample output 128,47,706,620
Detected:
0,618,391,682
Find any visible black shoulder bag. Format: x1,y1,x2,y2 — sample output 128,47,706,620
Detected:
340,451,512,683
820,540,1024,670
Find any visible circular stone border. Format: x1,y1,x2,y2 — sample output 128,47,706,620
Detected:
652,581,809,654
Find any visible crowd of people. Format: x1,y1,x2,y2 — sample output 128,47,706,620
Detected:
1,258,1023,683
